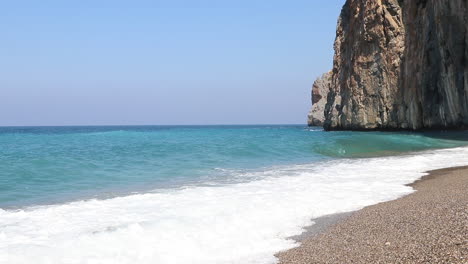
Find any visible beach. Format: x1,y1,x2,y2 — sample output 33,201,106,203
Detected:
277,166,468,263
3,127,468,263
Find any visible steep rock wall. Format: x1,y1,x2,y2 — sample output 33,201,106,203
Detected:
323,0,468,131
399,0,468,129
307,72,332,126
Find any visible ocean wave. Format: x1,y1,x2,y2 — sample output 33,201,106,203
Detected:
1,147,468,263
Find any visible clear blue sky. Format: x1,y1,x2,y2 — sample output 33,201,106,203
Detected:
1,0,344,126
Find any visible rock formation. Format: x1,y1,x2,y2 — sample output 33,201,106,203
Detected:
321,0,468,131
308,72,332,126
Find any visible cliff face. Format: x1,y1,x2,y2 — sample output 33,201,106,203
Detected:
323,0,468,130
324,0,405,130
308,72,332,126
399,0,468,129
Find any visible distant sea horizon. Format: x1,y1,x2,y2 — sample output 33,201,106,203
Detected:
0,123,306,128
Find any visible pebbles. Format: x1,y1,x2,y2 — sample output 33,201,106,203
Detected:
277,166,468,264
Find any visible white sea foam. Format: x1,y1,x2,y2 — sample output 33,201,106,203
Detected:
1,147,468,264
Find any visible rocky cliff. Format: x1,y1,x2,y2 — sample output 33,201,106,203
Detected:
307,72,332,126
322,0,468,131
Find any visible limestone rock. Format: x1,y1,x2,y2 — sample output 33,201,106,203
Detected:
399,0,468,129
323,0,468,131
308,72,332,126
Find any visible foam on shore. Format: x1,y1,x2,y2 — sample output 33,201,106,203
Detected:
1,147,468,264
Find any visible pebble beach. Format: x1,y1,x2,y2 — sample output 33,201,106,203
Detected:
278,166,468,263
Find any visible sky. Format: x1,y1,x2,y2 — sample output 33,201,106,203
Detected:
0,0,344,126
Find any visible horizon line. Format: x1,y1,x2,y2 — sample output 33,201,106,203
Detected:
0,123,307,128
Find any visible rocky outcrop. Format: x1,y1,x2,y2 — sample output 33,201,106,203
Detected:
399,0,468,129
323,0,468,131
308,72,332,126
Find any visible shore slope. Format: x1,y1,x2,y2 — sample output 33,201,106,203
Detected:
277,166,468,263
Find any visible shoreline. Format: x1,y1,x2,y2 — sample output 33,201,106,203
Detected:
290,212,352,242
277,166,468,263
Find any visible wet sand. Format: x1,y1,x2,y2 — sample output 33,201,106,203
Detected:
277,166,468,263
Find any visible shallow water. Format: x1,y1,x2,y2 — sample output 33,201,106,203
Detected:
1,125,468,263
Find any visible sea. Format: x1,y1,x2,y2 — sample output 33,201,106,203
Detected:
1,125,468,263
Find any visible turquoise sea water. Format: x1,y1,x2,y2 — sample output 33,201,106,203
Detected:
3,125,468,264
1,125,468,208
